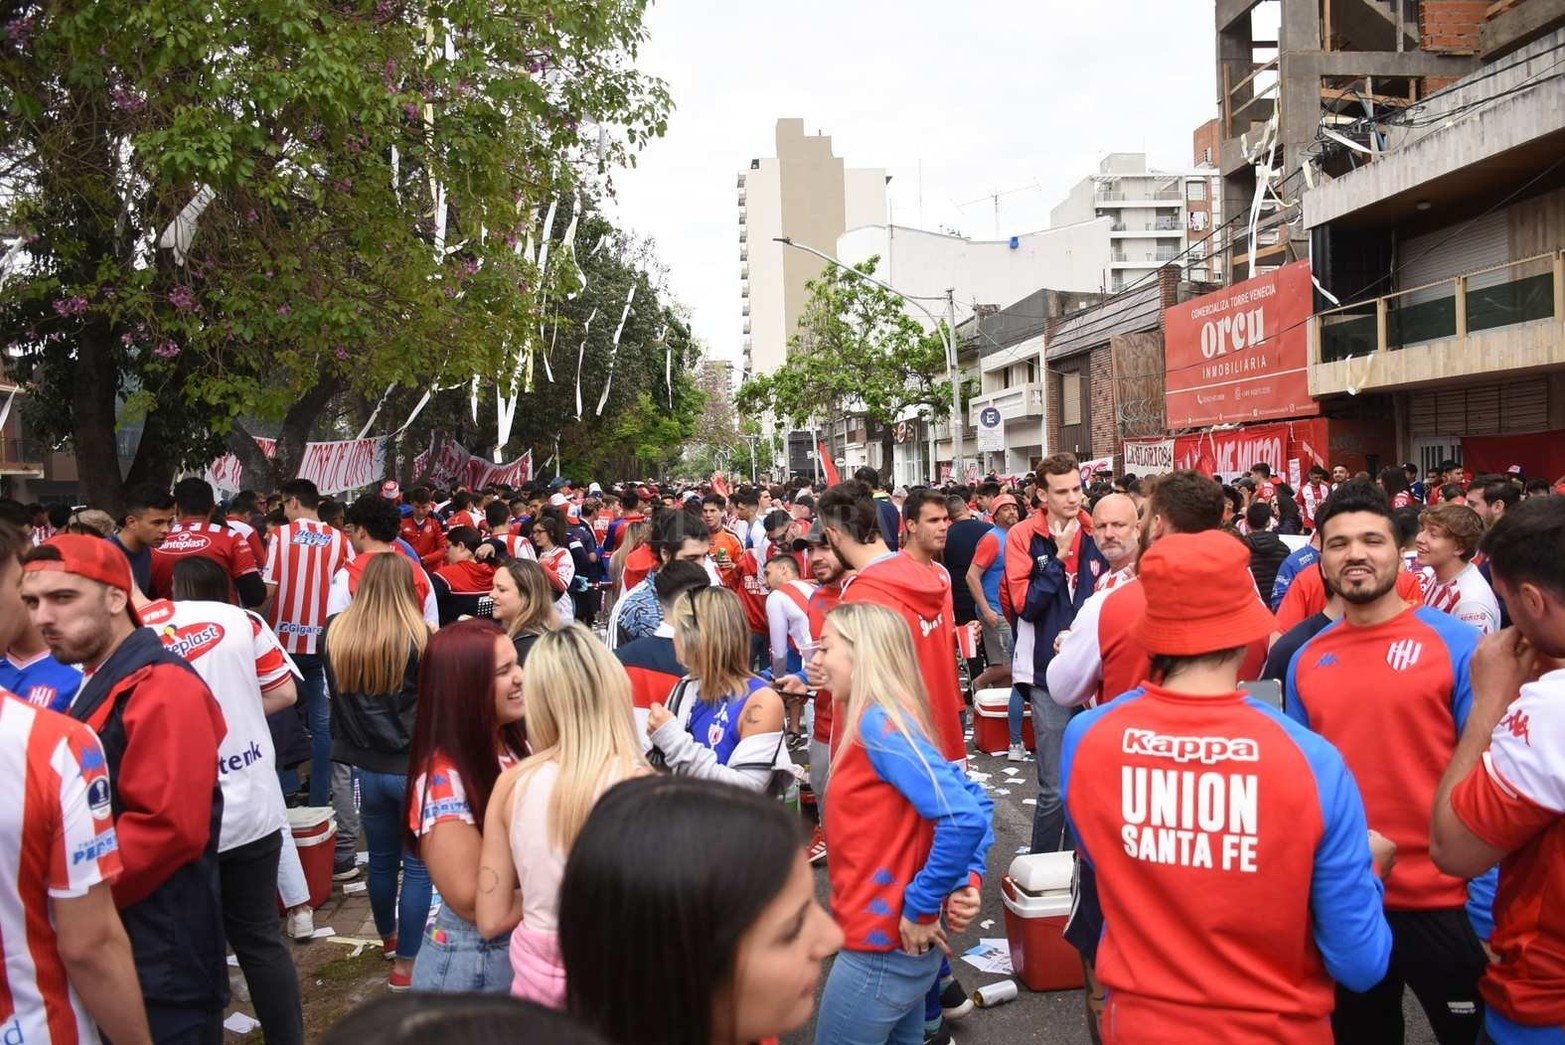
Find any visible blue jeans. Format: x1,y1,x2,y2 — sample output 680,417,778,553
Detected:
1008,685,1027,746
1026,683,1076,853
411,906,512,993
295,654,332,806
817,947,944,1045
358,770,431,959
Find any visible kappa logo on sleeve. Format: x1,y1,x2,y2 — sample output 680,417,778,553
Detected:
1121,728,1260,765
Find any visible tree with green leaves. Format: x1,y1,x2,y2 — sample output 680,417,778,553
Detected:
736,255,952,474
0,0,669,506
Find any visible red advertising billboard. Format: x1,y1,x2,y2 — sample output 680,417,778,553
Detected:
1164,260,1319,429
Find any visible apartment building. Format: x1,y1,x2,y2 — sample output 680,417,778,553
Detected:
738,119,887,383
1048,153,1221,292
1304,11,1565,477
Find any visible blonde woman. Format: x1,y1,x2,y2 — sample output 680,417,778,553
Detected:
321,552,434,990
491,558,560,665
475,625,649,1008
811,602,994,1045
646,585,792,794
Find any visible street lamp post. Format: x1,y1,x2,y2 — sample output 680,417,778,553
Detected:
774,237,964,485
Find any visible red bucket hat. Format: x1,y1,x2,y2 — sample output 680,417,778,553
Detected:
24,534,143,626
1131,532,1275,656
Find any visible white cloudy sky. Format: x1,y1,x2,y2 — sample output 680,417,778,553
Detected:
607,0,1221,365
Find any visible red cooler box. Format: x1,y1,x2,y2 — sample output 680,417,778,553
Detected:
288,807,337,910
972,688,1035,755
1001,851,1084,992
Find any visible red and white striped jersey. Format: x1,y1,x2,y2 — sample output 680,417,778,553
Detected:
496,532,537,561
0,690,121,1043
264,519,351,655
1421,562,1501,635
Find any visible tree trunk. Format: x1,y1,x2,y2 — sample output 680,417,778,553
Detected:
272,374,344,484
71,315,127,512
879,424,896,484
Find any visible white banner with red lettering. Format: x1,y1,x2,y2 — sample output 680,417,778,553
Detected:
410,435,532,490
1078,456,1115,486
207,436,387,496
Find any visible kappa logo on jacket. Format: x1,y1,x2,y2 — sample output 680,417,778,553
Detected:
1121,727,1260,765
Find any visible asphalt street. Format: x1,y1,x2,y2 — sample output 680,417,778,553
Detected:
788,731,1440,1044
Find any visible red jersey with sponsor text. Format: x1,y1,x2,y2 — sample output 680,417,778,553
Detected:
726,549,770,635
1063,684,1390,1042
150,519,261,600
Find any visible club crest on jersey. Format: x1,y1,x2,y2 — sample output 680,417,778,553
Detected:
1386,639,1423,672
159,622,226,662
158,531,212,554
87,776,112,819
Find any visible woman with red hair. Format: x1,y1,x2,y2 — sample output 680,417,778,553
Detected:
406,619,528,992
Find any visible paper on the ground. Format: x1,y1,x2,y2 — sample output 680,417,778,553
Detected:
355,851,369,865
979,919,995,930
1002,767,1020,775
961,938,1014,975
994,789,1011,796
1023,798,1037,805
225,954,239,968
1015,846,1029,853
223,1013,261,1034
966,771,991,782
343,881,367,894
310,926,335,939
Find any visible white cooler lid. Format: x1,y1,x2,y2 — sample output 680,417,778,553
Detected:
974,688,1011,711
1008,850,1074,894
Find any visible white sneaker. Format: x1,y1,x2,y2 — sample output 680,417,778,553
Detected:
286,906,315,941
1006,743,1028,762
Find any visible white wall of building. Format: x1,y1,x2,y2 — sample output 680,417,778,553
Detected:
836,220,1111,328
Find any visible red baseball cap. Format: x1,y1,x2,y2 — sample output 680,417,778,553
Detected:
1132,532,1274,656
380,480,401,500
24,534,143,626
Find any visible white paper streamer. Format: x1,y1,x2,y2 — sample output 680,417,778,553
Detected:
393,387,433,435
355,382,396,440
158,185,216,266
0,388,14,431
595,284,636,416
470,374,479,424
574,308,598,420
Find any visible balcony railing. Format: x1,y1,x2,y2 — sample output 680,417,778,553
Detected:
0,435,46,476
1098,189,1182,202
1316,250,1561,364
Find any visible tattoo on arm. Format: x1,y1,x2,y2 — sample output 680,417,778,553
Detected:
478,866,500,895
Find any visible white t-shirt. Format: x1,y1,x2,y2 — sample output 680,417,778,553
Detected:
141,599,296,851
765,580,815,675
1423,562,1501,635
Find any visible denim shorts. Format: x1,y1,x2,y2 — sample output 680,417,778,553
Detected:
410,906,513,994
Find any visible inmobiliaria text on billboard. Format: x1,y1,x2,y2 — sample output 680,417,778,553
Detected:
1164,259,1319,429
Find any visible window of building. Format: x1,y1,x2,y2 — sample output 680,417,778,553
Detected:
1062,371,1082,426
1187,180,1207,201
1026,360,1038,384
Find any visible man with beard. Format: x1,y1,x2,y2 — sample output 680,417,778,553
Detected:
22,536,229,1040
1285,484,1490,1043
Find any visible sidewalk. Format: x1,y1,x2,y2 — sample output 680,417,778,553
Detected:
223,867,391,1041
